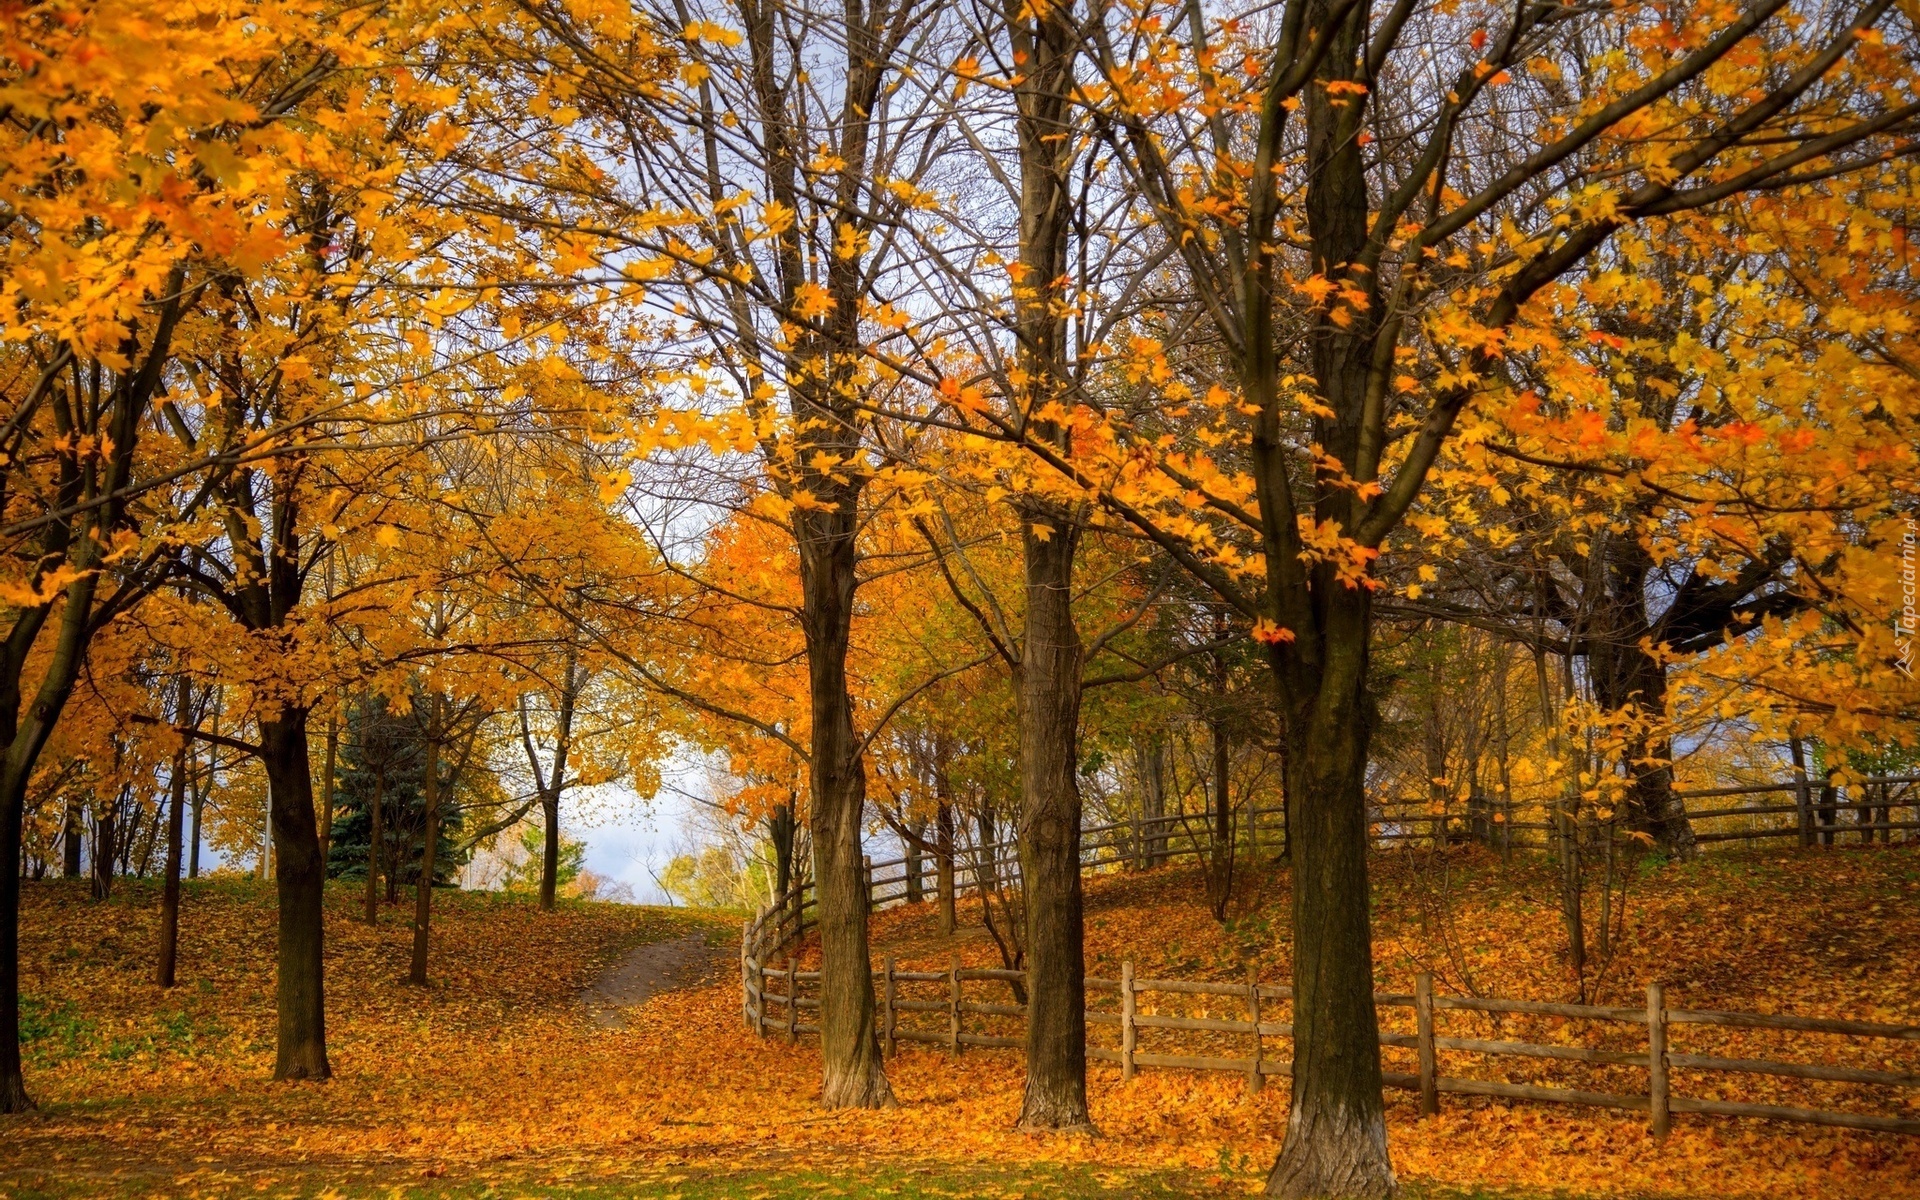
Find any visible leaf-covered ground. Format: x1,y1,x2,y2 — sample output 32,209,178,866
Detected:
2,846,1916,1200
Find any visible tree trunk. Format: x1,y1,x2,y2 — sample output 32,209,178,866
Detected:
1264,633,1393,1198
260,709,329,1081
410,696,441,986
1424,671,1450,845
1138,740,1168,867
0,757,31,1111
62,798,81,878
935,796,956,936
157,693,190,988
903,820,925,904
318,712,338,869
975,802,999,897
536,652,576,912
365,772,384,924
539,792,560,911
1207,707,1234,922
1015,510,1090,1130
188,770,204,880
767,799,797,937
90,803,114,901
1264,5,1395,1186
798,494,891,1108
1582,530,1695,859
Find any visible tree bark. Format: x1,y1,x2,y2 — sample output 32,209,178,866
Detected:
768,798,797,936
410,695,441,986
1004,0,1092,1133
318,711,338,869
364,771,384,924
1137,740,1168,867
535,650,577,913
1264,615,1393,1198
0,765,27,1112
260,709,329,1081
188,760,204,880
903,819,925,904
62,798,82,878
157,683,191,988
1015,510,1091,1130
801,515,892,1108
539,792,560,911
935,795,956,936
90,802,114,901
1207,705,1234,922
1583,532,1695,858
1264,4,1394,1190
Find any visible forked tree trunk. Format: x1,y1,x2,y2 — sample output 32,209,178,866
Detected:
410,697,441,987
1015,510,1090,1130
157,708,190,988
1006,0,1090,1129
260,709,329,1081
536,652,577,913
1584,535,1695,859
1265,625,1392,1198
1266,5,1392,1185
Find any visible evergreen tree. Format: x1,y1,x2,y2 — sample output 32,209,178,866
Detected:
326,692,468,887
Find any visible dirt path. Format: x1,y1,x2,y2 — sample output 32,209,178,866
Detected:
581,933,727,1028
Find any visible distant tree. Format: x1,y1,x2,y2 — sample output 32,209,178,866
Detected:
499,823,585,897
659,844,767,909
325,695,469,891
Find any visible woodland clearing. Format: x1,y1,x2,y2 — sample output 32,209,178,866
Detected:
2,847,1917,1200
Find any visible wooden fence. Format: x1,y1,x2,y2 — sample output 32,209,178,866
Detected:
742,775,1920,961
740,956,1920,1137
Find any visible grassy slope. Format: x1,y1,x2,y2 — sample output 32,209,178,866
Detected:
1,847,1915,1200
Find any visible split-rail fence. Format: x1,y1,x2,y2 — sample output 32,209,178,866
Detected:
738,774,1920,1137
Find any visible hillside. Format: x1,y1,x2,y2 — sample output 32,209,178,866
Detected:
2,848,1917,1199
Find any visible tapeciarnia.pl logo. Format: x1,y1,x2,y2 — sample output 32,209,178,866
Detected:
1899,515,1916,678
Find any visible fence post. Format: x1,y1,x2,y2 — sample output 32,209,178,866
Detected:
741,917,752,1029
786,958,799,1044
1415,972,1438,1118
883,955,897,1059
1647,981,1670,1139
863,854,874,912
756,958,768,1037
949,954,963,1055
1121,960,1136,1082
1247,963,1263,1093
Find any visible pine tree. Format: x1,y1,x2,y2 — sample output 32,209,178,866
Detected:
326,694,467,889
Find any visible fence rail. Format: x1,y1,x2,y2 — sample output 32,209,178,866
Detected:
735,774,1920,1136
742,775,1920,969
741,956,1920,1137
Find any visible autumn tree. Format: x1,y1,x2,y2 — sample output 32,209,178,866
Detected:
993,3,1920,1193
0,0,445,1108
